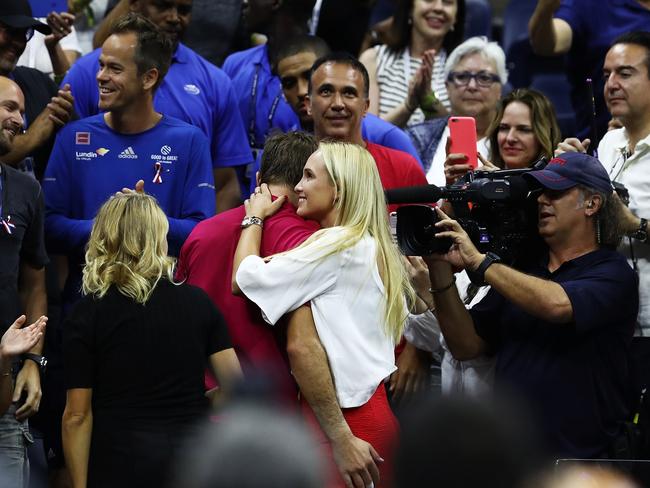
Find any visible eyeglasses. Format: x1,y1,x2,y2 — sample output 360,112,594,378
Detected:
0,23,35,42
447,71,500,88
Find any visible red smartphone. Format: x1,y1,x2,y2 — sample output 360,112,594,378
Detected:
448,116,478,169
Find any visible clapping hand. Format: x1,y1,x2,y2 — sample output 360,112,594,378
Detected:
47,84,74,128
406,49,437,111
555,137,590,156
44,11,75,47
0,316,46,360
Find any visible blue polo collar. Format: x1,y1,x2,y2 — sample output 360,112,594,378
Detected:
172,43,190,64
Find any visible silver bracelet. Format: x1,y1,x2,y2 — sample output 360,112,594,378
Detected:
241,216,264,229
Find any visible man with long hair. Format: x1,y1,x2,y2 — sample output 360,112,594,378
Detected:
428,152,636,458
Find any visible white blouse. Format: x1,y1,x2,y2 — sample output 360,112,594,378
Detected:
236,230,397,408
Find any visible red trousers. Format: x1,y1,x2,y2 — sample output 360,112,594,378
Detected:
301,384,399,488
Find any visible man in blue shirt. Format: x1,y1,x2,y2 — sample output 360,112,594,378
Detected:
223,0,315,155
44,14,214,306
427,152,637,458
62,0,249,212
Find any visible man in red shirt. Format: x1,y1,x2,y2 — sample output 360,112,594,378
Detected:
177,132,318,396
307,52,427,212
177,131,382,488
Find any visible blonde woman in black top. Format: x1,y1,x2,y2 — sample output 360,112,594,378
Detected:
62,192,241,488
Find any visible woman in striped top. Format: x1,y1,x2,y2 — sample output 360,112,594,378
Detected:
360,0,465,128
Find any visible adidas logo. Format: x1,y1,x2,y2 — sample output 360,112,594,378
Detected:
118,146,138,159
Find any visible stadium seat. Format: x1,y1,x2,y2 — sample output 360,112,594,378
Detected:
501,0,537,57
464,0,492,40
530,73,576,138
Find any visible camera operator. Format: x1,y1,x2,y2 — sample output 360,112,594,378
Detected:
424,152,637,459
404,89,563,395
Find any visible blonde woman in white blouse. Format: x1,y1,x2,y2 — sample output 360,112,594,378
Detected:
232,141,417,488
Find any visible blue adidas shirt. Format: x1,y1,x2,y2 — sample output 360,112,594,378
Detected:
223,45,422,165
43,114,215,259
62,43,252,169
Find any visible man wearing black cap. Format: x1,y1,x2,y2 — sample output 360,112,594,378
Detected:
0,0,74,180
424,152,637,459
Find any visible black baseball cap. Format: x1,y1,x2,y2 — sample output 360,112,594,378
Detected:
524,152,613,194
0,0,51,35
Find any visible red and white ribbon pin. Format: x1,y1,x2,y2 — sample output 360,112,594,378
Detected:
1,215,16,234
152,162,163,184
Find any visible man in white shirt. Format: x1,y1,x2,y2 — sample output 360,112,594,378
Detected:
557,31,650,334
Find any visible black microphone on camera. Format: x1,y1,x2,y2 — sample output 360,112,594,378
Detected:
384,185,444,205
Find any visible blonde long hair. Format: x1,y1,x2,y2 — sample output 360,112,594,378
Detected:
290,141,415,342
82,192,175,304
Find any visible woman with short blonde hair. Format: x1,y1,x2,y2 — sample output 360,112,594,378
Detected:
82,191,174,304
62,192,241,488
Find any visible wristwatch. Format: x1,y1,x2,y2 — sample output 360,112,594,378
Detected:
22,353,47,373
241,216,264,229
467,252,501,286
633,218,648,242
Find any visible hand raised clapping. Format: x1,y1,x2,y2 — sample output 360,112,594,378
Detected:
0,316,47,360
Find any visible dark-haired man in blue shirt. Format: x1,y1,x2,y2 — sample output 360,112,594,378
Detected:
44,14,214,307
62,0,250,212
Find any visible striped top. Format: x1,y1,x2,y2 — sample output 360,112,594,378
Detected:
374,44,450,126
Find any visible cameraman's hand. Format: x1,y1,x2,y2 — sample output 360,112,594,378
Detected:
434,207,484,271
